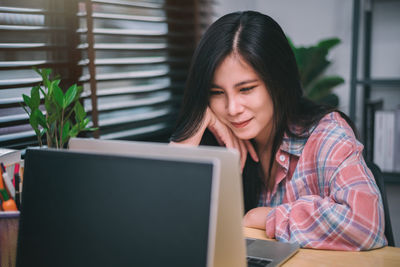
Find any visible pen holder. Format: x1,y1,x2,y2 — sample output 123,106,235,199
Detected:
0,211,19,267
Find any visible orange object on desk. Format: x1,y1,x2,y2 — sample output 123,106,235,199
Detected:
2,198,18,211
0,170,5,189
0,187,18,211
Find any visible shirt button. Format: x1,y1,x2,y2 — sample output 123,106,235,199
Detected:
279,155,286,162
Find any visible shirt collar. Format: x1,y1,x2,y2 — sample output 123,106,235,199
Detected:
279,133,307,157
273,131,307,174
279,124,316,157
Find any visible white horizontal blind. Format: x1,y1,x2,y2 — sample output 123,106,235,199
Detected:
0,0,81,149
0,0,214,148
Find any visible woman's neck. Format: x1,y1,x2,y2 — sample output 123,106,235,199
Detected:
255,133,273,158
255,131,277,190
254,121,274,157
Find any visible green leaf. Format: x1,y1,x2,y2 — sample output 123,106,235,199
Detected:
72,85,83,102
42,68,52,89
53,83,64,108
22,94,32,110
81,118,90,128
48,79,60,97
42,68,51,77
47,112,58,125
39,87,47,97
29,110,40,136
299,47,330,87
307,76,344,100
74,101,86,122
20,102,30,116
84,127,98,132
35,68,52,89
303,57,330,88
288,36,343,109
77,85,83,94
301,38,340,87
30,85,41,110
318,93,339,107
28,67,96,147
317,38,341,51
33,109,47,129
44,95,52,113
69,124,80,138
64,84,78,108
62,121,71,144
290,38,341,88
33,67,41,76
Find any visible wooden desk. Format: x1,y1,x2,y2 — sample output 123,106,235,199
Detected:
244,227,400,267
2,213,400,267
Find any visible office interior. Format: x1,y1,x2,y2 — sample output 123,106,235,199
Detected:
0,0,399,263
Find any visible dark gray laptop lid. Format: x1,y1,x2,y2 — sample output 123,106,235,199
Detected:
17,148,216,267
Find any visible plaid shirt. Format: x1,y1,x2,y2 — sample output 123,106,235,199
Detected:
260,112,387,250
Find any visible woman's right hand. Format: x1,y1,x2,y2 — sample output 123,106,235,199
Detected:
170,107,259,169
205,108,259,170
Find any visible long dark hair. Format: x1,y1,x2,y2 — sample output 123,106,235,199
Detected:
171,11,356,212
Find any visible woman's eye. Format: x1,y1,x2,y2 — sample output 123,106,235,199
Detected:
240,86,255,93
210,90,224,95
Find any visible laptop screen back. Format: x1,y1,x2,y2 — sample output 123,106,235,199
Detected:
68,138,247,267
17,149,216,267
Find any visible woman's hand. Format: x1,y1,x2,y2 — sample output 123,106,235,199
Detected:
206,107,258,170
243,207,273,231
170,107,258,169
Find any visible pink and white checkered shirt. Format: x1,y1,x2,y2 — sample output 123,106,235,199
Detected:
261,112,387,250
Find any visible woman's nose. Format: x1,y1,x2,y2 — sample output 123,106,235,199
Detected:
227,96,244,116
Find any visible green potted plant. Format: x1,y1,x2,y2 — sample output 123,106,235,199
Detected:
289,37,344,107
21,68,96,148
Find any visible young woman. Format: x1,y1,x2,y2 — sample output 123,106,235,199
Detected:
170,11,386,250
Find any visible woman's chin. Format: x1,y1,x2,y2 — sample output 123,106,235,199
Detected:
232,131,256,141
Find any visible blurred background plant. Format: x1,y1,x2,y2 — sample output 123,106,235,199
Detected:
289,37,344,107
21,68,96,148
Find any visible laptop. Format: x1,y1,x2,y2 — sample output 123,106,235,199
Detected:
69,138,299,266
16,139,298,267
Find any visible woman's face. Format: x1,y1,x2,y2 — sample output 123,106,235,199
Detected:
209,54,274,145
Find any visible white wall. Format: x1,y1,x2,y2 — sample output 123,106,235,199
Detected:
369,1,400,111
213,0,400,123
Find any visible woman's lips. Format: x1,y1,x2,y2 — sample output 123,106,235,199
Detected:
231,118,252,128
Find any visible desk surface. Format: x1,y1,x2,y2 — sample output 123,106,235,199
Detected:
2,213,400,267
244,227,400,267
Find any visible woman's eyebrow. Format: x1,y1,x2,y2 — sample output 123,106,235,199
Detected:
210,83,223,89
211,79,258,89
234,79,258,87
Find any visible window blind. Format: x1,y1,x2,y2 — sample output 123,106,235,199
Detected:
0,0,214,149
0,0,81,149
